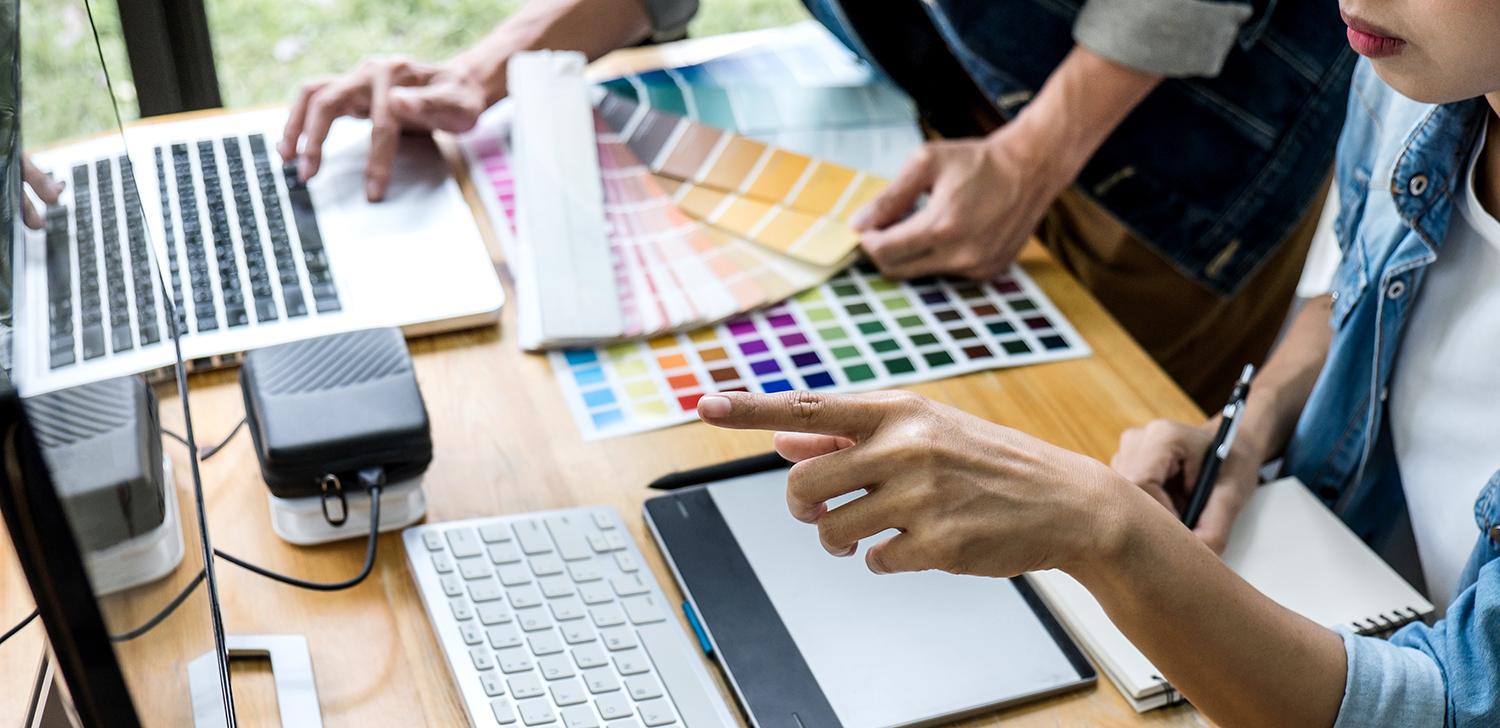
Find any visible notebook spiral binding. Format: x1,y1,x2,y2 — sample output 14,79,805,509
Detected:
1352,606,1427,638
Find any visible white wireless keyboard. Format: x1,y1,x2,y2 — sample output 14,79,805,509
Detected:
403,507,735,727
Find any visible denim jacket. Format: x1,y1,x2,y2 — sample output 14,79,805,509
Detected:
801,0,1355,296
1282,60,1500,726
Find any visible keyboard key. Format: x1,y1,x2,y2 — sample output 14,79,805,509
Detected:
498,564,533,587
591,510,616,530
458,557,493,580
539,576,575,598
509,673,545,700
625,676,663,701
440,575,464,598
469,646,495,671
636,699,676,727
589,604,626,627
510,586,544,610
561,621,595,645
529,554,565,577
496,647,535,674
490,697,517,725
621,595,666,625
516,698,556,726
480,671,506,697
550,598,586,622
477,602,513,625
612,649,650,675
487,624,524,650
605,532,629,551
610,574,650,597
599,627,637,651
582,666,621,695
480,524,513,543
579,583,614,605
489,542,523,565
572,643,609,669
587,533,616,553
567,562,603,582
516,608,552,633
528,631,564,656
431,552,455,573
469,578,503,603
546,515,594,561
561,705,600,728
613,552,640,573
514,521,554,555
460,622,484,646
449,598,474,622
447,529,484,558
538,653,576,680
595,693,632,720
550,678,588,706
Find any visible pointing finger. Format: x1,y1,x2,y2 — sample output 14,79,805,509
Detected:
697,390,892,440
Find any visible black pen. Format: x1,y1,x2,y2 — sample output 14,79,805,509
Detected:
1182,364,1255,529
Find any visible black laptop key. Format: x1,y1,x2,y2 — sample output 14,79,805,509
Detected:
82,325,106,360
283,288,307,318
50,335,76,368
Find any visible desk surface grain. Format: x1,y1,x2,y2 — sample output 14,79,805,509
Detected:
0,117,1207,728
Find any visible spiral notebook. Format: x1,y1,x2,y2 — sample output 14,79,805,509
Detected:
1027,477,1435,712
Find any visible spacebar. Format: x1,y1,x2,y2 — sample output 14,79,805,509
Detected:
636,619,737,727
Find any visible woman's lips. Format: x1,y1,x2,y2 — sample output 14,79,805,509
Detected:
1342,11,1407,58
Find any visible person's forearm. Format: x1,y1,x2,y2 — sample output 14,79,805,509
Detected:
449,0,654,105
1003,45,1161,182
1218,294,1334,459
1074,487,1347,726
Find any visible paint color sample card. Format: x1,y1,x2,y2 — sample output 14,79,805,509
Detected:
587,21,878,88
598,93,887,266
599,74,915,135
656,175,863,267
551,262,1091,439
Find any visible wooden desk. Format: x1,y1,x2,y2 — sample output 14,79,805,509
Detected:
0,115,1205,728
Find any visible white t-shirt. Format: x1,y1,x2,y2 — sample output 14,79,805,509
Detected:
1388,131,1500,610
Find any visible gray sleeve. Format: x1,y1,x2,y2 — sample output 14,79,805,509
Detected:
1073,0,1254,77
640,0,699,39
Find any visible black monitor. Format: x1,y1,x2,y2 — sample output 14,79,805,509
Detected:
0,1,232,724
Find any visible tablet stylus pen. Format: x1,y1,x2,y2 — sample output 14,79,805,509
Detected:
1182,364,1255,530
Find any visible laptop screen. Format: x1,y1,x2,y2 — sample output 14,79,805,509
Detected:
0,1,232,724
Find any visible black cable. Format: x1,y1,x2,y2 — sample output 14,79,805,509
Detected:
160,417,246,461
0,610,38,647
213,479,384,592
110,569,207,642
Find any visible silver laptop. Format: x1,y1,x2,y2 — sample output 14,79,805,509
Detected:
16,108,504,395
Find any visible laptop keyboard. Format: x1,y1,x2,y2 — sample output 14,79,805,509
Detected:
406,508,707,727
43,132,342,369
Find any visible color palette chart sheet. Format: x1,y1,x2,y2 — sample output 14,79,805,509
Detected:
552,262,1092,439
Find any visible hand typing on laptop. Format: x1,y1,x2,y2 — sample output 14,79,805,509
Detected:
279,58,488,202
19,152,63,230
279,0,660,202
